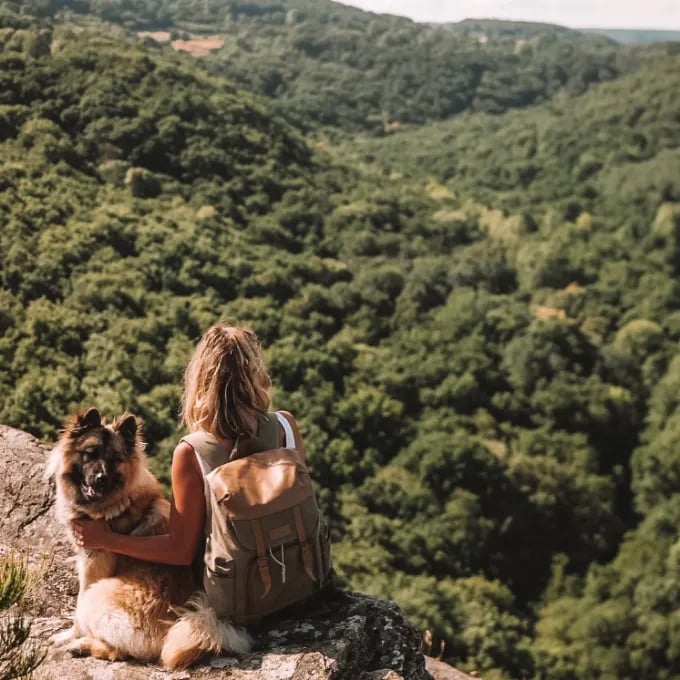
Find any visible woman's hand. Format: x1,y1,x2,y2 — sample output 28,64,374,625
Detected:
72,518,112,550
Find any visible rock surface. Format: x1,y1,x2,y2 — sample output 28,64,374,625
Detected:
0,425,475,680
0,425,78,615
425,658,480,680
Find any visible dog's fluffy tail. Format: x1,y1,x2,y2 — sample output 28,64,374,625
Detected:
160,591,252,670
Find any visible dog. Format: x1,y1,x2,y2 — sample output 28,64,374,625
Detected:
46,406,252,668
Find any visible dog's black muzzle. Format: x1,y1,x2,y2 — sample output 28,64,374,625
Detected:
81,466,112,500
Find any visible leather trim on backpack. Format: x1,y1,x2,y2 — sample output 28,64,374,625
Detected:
206,448,314,520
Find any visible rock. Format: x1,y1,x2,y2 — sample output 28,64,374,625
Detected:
0,425,439,679
0,425,78,616
31,589,437,679
425,657,479,680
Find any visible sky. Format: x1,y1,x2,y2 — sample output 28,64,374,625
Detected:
335,1,680,31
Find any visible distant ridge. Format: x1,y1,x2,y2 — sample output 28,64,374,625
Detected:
433,18,573,39
436,19,680,45
437,18,572,33
580,28,680,44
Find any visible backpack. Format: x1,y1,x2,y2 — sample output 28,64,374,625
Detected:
182,412,333,625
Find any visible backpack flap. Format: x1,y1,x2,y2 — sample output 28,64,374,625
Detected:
206,448,314,519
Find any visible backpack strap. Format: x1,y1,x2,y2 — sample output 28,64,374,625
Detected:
276,412,296,448
251,519,272,598
293,505,317,582
276,410,309,458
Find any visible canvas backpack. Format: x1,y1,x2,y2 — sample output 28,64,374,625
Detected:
182,412,333,625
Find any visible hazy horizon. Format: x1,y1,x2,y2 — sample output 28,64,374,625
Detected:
335,1,680,31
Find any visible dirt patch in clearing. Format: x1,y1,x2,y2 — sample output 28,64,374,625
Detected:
137,31,171,42
533,305,566,320
171,36,225,57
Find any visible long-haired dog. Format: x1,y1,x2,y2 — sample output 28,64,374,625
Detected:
46,407,252,668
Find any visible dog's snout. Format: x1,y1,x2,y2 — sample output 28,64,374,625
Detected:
93,467,110,487
86,464,109,490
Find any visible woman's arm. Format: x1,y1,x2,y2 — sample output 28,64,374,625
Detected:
73,441,207,566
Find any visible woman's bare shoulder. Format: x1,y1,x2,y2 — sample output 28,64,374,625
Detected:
171,440,203,478
172,440,195,459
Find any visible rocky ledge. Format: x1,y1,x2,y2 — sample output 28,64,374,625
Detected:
0,425,474,680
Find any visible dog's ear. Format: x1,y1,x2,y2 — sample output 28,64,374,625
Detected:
67,407,101,436
113,413,139,456
78,407,101,429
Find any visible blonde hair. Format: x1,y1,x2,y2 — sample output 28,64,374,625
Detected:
181,324,272,439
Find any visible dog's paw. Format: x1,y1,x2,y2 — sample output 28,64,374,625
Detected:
63,638,88,657
50,627,76,647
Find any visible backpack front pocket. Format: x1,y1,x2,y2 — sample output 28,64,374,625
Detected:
204,558,235,619
243,540,320,621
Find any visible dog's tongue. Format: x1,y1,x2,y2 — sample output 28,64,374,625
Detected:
83,485,97,498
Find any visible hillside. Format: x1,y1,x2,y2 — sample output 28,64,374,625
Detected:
347,52,680,221
12,0,642,132
332,54,680,679
1,3,680,680
0,18,331,443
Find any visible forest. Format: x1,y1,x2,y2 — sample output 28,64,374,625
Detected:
11,0,646,132
0,1,679,678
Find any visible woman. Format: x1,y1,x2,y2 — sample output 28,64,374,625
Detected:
72,323,304,570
